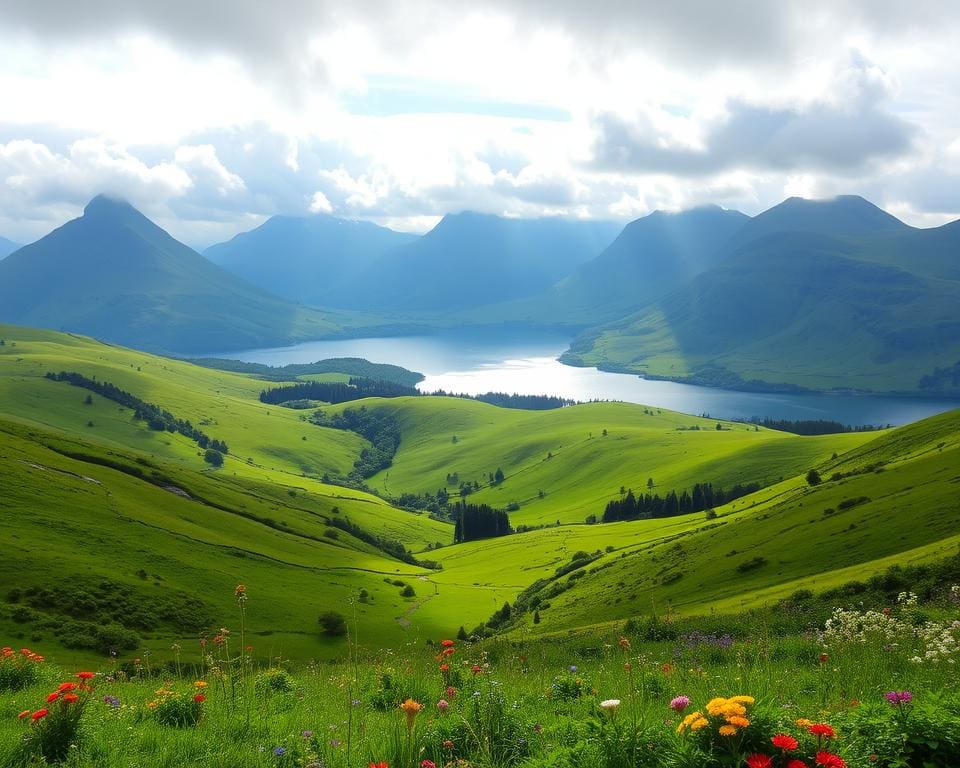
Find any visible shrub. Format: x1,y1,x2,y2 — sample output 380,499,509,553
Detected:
0,646,43,692
149,686,205,727
318,611,347,637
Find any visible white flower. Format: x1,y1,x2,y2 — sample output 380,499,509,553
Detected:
599,699,621,710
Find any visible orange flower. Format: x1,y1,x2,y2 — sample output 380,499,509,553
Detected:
46,692,59,703
31,709,48,721
440,639,455,648
235,584,246,597
17,710,29,720
618,636,631,650
76,671,95,680
57,682,77,692
369,762,388,768
63,693,79,704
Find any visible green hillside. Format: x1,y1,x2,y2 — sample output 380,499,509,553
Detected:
2,323,958,662
344,396,876,526
565,226,960,394
0,196,385,354
437,408,960,637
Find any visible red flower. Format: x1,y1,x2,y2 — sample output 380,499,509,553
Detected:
62,693,79,704
57,682,77,692
746,755,773,768
808,723,836,738
471,664,482,674
45,692,59,703
772,733,800,751
76,671,95,680
815,752,847,768
31,709,48,721
818,653,829,663
439,664,449,671
194,694,205,703
369,763,388,768
440,639,455,648
787,761,810,768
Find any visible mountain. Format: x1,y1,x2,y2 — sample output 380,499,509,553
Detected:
354,212,621,311
0,235,20,259
542,205,750,323
0,195,354,353
722,194,909,251
205,214,418,306
563,197,960,394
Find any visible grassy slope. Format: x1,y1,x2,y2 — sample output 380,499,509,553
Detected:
350,396,875,525
494,408,960,635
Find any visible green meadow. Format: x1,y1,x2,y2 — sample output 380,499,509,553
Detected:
1,323,959,669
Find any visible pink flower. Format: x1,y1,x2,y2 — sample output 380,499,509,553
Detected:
669,695,691,712
437,699,450,712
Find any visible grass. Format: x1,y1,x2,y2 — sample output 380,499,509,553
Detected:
1,323,958,667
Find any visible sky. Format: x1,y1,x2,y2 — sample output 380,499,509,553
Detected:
0,1,958,247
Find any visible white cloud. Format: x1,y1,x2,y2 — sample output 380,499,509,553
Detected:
308,190,333,214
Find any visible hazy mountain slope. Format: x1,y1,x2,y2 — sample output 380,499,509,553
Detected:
356,212,621,311
564,198,960,394
0,235,19,259
543,205,750,322
0,196,357,353
205,214,418,305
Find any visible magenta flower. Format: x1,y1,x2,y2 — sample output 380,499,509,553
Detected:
437,699,450,712
885,691,913,705
670,695,691,712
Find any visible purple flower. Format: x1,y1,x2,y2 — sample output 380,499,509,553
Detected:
669,695,691,712
329,738,341,748
273,746,286,756
885,691,913,705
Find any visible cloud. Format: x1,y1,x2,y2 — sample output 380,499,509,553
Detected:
308,191,333,214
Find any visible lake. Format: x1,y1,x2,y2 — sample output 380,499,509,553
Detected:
207,330,958,427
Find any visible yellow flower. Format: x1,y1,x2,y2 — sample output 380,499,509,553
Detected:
796,718,813,727
193,680,208,688
721,702,747,717
726,715,751,728
147,701,157,709
400,698,422,732
730,695,755,705
718,725,738,737
690,717,709,731
706,697,728,716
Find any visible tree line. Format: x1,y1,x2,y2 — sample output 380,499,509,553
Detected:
45,371,228,454
430,390,575,410
260,377,419,405
452,501,513,543
310,406,401,481
601,481,761,522
745,417,885,435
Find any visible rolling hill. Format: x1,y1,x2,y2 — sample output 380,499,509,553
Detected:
564,196,960,394
204,213,418,306
1,323,958,660
0,196,380,354
353,212,621,311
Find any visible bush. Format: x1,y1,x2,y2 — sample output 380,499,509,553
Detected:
400,585,416,598
318,611,347,637
204,448,224,467
149,687,205,727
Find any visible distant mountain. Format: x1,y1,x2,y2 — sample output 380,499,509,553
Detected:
544,205,750,323
0,236,20,260
722,194,909,251
563,196,960,395
354,212,621,311
0,196,353,353
205,214,418,306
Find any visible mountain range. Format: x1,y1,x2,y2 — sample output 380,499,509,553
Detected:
0,196,362,354
1,192,958,394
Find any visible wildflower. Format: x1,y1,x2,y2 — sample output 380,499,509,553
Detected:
194,680,208,688
58,682,77,692
569,665,578,672
63,693,79,704
796,718,813,728
400,698,422,732
661,662,674,674
815,751,847,768
669,695,691,712
437,699,449,712
17,710,30,720
441,639,455,648
31,709,49,721
194,694,205,703
787,761,811,768
235,584,246,597
273,747,285,756
718,724,738,736
599,699,621,715
302,730,313,739
808,723,836,738
618,636,631,649
369,763,388,768
439,663,449,672
885,691,912,705
421,761,437,768
819,653,829,664
746,755,773,768
772,733,800,751
727,715,751,728
46,692,59,703
76,671,95,680
471,664,482,674
443,739,454,748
